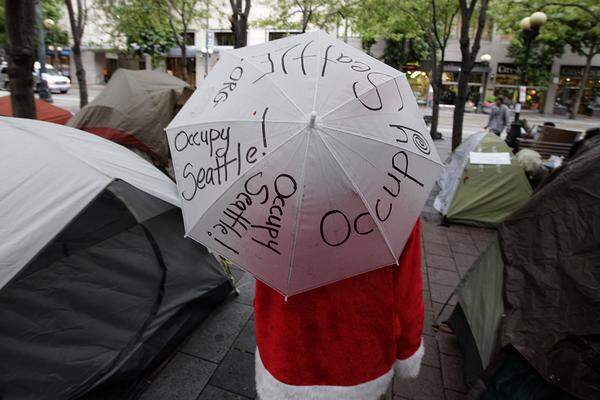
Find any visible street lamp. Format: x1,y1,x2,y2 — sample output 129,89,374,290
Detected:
478,53,492,113
510,11,547,139
36,4,53,102
44,18,59,69
200,46,214,77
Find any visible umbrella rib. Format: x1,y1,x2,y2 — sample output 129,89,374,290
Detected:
321,124,444,167
284,128,312,297
311,30,323,112
227,52,305,118
320,74,403,121
315,129,399,266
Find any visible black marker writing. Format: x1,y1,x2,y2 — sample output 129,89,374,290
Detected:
261,107,269,154
253,53,274,83
251,173,297,255
213,66,243,107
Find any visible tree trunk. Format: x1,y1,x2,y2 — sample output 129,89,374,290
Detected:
71,41,88,108
452,69,470,150
569,50,594,119
430,85,440,139
451,0,488,151
428,47,441,140
4,0,37,118
181,44,188,83
238,17,248,47
431,56,446,139
231,0,250,48
65,0,88,108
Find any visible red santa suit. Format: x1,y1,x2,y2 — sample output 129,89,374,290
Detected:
254,220,424,399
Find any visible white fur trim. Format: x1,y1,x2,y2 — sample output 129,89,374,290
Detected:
255,348,394,400
394,339,425,379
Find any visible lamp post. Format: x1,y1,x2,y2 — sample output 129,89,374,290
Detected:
200,47,214,77
36,2,53,102
44,18,59,69
478,53,491,113
510,11,547,138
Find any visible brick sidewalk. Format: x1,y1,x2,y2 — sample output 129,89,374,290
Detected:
392,219,495,400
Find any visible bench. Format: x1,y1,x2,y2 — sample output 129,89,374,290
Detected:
515,127,580,159
516,138,573,159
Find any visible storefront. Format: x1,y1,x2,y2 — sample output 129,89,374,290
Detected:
409,61,490,108
555,65,600,115
166,46,197,86
403,64,430,105
440,62,489,107
493,63,546,111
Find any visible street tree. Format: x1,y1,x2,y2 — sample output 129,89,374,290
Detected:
491,0,599,118
403,0,459,141
64,0,89,107
451,0,490,150
229,0,250,48
3,0,37,118
162,0,203,83
557,3,600,118
97,0,177,67
259,0,355,33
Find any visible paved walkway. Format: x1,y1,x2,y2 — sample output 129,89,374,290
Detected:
139,136,495,400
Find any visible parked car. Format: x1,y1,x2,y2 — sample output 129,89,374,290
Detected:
1,62,71,94
33,62,71,94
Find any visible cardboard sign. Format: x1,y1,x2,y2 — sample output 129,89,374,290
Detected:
470,152,511,165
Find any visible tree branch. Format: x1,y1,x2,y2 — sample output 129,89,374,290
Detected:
540,2,599,19
469,0,489,65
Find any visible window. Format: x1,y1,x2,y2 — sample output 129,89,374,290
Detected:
268,31,301,41
184,32,195,46
214,31,235,46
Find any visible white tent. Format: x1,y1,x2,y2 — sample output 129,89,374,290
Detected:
0,116,179,290
0,117,231,400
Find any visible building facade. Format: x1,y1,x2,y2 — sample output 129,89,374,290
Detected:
57,3,599,116
395,25,600,116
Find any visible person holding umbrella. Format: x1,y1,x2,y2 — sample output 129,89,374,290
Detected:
166,30,442,399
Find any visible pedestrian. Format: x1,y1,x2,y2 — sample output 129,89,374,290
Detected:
254,220,425,400
485,97,510,136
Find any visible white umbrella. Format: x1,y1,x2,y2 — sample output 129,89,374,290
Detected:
166,30,442,297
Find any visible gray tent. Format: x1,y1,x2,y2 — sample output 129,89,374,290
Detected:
68,69,189,168
0,118,231,399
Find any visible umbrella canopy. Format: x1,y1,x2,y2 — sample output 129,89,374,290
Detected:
69,69,189,166
0,96,72,124
166,30,442,296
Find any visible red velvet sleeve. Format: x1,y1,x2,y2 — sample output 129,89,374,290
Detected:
394,220,424,360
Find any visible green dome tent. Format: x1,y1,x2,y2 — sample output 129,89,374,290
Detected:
434,132,532,226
